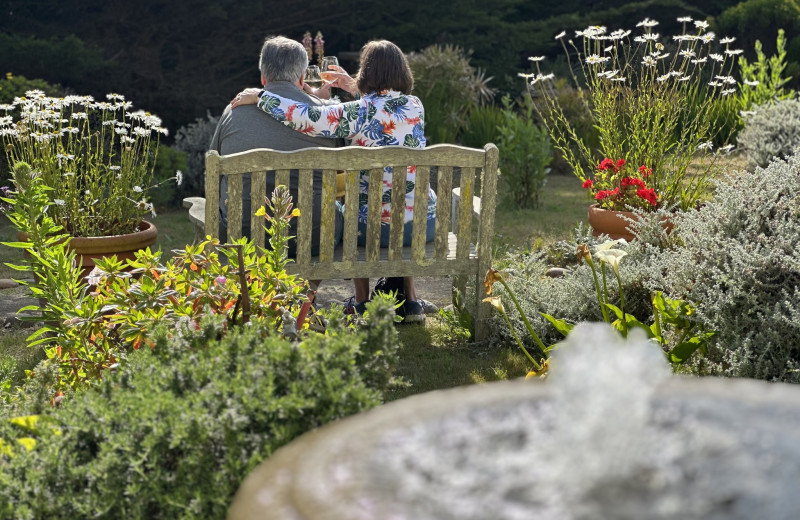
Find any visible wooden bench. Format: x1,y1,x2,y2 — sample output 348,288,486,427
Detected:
183,143,499,341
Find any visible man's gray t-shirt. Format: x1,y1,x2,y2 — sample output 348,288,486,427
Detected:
209,81,342,251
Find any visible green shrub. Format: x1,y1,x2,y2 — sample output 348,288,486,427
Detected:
496,96,552,209
407,44,495,144
173,112,220,200
460,103,504,148
738,98,800,167
149,144,188,208
490,153,800,382
0,72,64,104
0,296,400,520
738,29,795,112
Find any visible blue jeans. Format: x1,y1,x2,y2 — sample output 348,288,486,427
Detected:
357,218,436,247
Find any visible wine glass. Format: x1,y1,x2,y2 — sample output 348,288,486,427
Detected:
304,65,322,89
320,56,339,81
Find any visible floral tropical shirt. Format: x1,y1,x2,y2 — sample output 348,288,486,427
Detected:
256,90,436,225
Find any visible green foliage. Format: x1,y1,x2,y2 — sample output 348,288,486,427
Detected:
713,0,800,88
0,297,400,519
459,103,505,148
738,98,800,167
2,185,308,396
149,145,188,208
496,96,551,209
0,72,64,104
407,44,495,144
172,111,220,200
738,29,796,113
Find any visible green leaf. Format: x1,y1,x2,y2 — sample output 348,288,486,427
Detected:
669,337,705,364
604,302,624,319
0,241,33,249
540,312,573,338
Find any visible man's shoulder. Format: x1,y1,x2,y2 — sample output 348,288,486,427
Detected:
265,82,325,106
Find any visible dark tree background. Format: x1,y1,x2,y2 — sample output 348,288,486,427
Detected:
0,0,783,135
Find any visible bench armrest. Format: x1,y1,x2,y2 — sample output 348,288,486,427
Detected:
183,196,207,242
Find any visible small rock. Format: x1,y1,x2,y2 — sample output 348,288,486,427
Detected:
0,279,19,289
545,268,569,278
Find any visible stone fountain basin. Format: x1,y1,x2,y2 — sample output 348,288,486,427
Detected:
228,377,800,520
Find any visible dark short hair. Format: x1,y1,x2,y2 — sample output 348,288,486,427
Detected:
356,40,414,95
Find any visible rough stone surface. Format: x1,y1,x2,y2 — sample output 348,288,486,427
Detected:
0,278,19,289
545,267,569,278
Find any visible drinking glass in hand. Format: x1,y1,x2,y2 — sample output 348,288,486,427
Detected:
304,65,322,89
320,56,339,81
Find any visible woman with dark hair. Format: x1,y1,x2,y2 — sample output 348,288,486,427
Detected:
231,40,435,323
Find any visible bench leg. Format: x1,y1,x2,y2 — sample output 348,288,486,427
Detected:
473,272,489,342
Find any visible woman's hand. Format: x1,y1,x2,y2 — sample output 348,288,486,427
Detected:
230,88,262,108
321,65,358,95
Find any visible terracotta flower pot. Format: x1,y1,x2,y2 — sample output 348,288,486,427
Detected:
587,204,674,241
19,220,158,282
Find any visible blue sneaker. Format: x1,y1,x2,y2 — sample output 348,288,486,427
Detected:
397,299,425,324
343,296,370,316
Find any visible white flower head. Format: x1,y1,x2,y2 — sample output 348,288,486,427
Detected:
54,199,66,206
636,18,659,28
133,185,144,193
700,32,716,43
725,49,743,56
680,49,696,58
715,75,736,84
720,144,735,153
677,16,693,23
555,31,566,40
709,53,724,62
585,54,610,65
528,56,545,62
595,249,628,274
708,81,722,87
721,88,736,96
691,57,708,64
175,170,183,186
694,20,710,30
719,36,736,44
744,79,760,87
609,29,631,39
697,141,713,151
642,56,657,67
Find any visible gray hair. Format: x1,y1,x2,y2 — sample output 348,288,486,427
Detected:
259,36,308,84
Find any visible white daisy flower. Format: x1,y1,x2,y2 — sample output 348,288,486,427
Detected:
528,56,545,62
719,36,736,44
744,79,760,86
585,54,610,65
700,32,716,43
133,186,144,193
175,170,183,186
720,144,735,153
637,18,659,28
555,31,566,40
725,49,743,56
697,141,713,151
677,16,693,23
694,20,710,30
54,199,66,206
680,50,696,58
691,57,707,64
721,88,736,96
709,53,724,62
642,56,657,67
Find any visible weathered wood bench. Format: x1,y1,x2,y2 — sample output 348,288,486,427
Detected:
183,143,499,341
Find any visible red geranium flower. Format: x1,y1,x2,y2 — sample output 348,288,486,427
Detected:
582,179,593,189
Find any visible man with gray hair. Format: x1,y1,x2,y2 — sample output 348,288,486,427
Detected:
210,35,343,255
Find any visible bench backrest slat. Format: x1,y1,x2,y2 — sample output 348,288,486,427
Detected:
434,166,453,260
456,167,476,260
411,165,430,264
388,165,407,261
342,170,359,263
319,169,337,263
251,171,267,248
365,168,383,263
296,169,314,265
227,174,243,241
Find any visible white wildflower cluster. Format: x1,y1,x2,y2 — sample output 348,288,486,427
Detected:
0,90,168,237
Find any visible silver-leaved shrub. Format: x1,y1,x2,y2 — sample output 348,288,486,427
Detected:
493,155,800,382
738,98,800,168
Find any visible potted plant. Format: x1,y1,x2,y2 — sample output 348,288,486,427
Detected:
522,16,740,236
0,90,175,275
